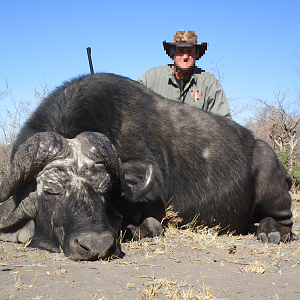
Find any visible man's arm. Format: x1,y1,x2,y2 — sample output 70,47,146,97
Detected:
205,76,231,118
137,67,166,95
137,73,146,85
137,68,155,88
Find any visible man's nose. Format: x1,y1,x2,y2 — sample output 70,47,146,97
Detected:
183,54,189,61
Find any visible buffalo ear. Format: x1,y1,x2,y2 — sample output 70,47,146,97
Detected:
0,191,38,244
122,165,155,202
0,197,16,220
0,219,35,244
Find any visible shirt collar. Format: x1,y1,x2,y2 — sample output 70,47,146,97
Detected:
167,64,197,86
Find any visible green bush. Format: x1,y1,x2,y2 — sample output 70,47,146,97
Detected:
276,149,300,189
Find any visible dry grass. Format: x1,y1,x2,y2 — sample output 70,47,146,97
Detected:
123,222,229,262
162,204,184,227
0,195,299,299
291,197,300,220
162,207,228,251
123,202,299,263
241,260,267,274
119,201,300,300
141,277,217,300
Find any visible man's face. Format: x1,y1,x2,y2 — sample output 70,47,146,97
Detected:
173,46,197,71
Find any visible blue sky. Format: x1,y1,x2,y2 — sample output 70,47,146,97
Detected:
1,1,300,124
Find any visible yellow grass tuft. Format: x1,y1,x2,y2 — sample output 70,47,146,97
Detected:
141,277,217,300
241,260,267,274
13,273,25,291
162,204,184,227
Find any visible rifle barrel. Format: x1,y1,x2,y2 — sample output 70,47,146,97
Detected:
86,47,94,75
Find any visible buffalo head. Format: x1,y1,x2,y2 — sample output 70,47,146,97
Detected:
0,131,154,260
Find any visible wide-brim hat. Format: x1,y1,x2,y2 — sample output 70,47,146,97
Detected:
163,31,207,60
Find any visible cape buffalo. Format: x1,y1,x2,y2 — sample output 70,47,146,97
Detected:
0,73,295,260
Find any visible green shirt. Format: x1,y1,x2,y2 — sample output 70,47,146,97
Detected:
138,65,231,118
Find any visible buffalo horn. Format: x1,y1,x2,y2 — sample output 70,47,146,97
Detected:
121,164,155,202
0,131,69,203
76,132,155,203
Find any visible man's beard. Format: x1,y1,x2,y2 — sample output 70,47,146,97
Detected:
174,61,194,79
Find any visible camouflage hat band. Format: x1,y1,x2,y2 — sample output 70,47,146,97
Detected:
163,30,207,60
174,30,198,44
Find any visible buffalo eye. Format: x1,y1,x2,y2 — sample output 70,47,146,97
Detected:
42,182,64,195
97,173,112,194
90,163,112,194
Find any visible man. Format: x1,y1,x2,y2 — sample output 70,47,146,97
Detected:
138,31,231,118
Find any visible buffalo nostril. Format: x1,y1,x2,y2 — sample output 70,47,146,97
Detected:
69,231,115,260
76,239,91,252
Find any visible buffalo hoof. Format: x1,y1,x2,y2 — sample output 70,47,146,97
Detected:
257,231,297,244
258,231,280,244
126,217,163,241
257,217,294,243
143,217,164,237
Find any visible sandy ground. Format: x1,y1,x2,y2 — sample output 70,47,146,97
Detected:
1,200,300,300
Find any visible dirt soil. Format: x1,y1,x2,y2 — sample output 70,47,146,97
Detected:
1,199,300,300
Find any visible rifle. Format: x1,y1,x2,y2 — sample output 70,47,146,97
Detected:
86,47,94,75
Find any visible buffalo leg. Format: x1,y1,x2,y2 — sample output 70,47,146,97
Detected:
125,217,163,241
252,140,295,243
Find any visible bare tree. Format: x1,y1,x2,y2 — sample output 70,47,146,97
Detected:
246,89,300,189
246,53,300,178
0,78,51,179
209,54,225,83
0,97,31,178
292,51,300,78
0,78,11,100
32,76,52,105
208,56,249,118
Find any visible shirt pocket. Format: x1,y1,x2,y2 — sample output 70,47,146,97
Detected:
187,89,204,109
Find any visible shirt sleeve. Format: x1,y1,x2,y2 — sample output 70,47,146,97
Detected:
137,73,146,85
205,77,231,119
137,68,154,88
137,67,166,95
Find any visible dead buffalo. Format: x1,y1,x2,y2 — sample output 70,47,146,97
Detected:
0,73,295,260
